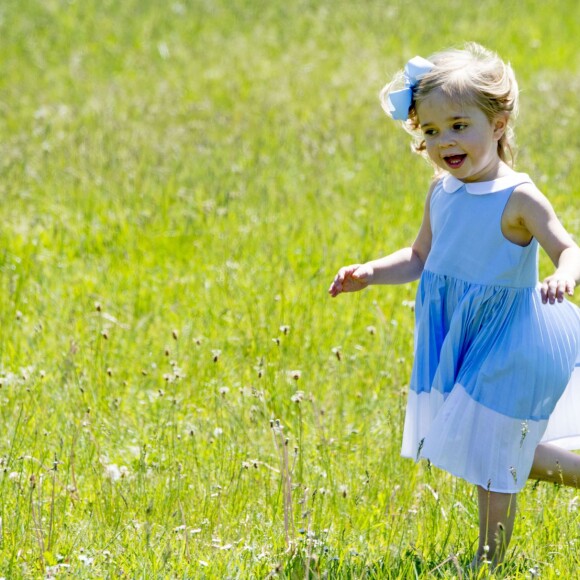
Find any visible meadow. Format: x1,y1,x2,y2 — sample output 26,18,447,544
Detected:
1,0,580,577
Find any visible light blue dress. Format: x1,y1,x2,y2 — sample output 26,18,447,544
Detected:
402,172,580,492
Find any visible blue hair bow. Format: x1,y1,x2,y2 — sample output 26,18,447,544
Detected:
386,56,434,121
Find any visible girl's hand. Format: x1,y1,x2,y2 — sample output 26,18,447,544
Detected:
541,272,576,304
328,263,373,297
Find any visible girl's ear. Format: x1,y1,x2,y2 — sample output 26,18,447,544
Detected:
493,113,509,140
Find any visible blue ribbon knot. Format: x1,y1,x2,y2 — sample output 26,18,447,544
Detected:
386,56,434,121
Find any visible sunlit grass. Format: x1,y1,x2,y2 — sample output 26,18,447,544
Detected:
1,0,580,577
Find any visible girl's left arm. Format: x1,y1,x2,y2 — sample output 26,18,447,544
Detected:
512,184,580,304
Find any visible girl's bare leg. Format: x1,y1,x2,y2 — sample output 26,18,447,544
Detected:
473,487,517,569
529,443,580,487
470,444,580,570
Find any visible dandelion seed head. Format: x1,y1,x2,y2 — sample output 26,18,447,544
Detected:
78,553,94,566
171,3,186,16
291,390,304,404
104,464,122,481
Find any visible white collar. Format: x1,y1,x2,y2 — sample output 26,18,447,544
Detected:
441,172,531,195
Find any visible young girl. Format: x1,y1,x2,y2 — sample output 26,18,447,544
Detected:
329,43,580,568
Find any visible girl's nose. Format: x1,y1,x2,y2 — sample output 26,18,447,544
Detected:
439,132,456,147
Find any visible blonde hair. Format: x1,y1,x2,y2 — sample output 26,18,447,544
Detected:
380,43,519,166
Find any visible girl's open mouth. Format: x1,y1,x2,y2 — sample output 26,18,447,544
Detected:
444,154,466,169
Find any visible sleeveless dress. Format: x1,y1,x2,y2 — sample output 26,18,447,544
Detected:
401,172,580,493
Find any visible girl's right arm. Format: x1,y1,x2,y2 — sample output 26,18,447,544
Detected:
328,183,434,297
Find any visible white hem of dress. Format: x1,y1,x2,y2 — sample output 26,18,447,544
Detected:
402,384,549,493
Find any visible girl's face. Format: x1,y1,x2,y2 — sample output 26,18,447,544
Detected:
416,89,508,182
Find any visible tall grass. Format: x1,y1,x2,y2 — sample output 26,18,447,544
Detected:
1,0,580,577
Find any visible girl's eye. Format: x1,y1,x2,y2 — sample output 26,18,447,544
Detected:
423,128,437,136
453,123,468,131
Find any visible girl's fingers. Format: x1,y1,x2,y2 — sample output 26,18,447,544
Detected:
329,265,362,296
541,278,575,304
329,265,369,297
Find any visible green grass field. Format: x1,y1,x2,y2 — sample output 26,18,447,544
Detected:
1,0,580,577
